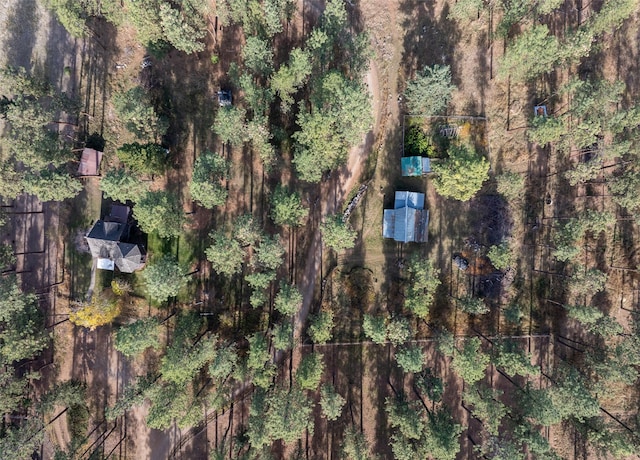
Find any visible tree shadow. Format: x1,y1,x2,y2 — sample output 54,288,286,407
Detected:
1,0,38,69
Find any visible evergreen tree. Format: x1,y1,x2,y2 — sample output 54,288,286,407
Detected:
405,257,440,319
296,352,324,390
432,144,489,201
320,384,345,421
263,385,314,445
404,65,455,115
189,150,228,208
114,317,162,357
242,36,274,76
451,337,489,384
321,214,357,252
271,321,293,352
386,316,411,346
133,190,184,238
271,185,307,227
112,87,168,142
213,106,247,146
363,314,387,344
274,281,303,316
206,230,245,276
457,296,489,315
396,345,426,374
142,255,188,303
308,310,334,344
100,168,149,203
117,142,167,175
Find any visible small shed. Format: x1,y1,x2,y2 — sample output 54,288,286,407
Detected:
77,148,103,176
401,156,431,176
383,191,429,243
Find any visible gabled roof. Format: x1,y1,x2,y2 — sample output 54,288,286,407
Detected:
78,148,103,176
87,221,125,242
108,205,130,224
394,191,424,210
383,191,429,243
115,243,145,273
86,220,126,260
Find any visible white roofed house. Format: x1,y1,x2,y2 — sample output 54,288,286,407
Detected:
382,191,429,243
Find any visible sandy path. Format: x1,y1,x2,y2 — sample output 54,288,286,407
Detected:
293,59,382,345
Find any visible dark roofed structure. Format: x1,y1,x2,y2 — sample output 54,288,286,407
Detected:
108,204,130,224
85,206,146,273
115,243,145,273
383,191,429,243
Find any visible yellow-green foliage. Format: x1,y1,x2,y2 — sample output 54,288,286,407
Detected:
111,279,131,297
432,144,489,201
69,290,122,330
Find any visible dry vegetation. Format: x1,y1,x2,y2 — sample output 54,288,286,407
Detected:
1,0,640,459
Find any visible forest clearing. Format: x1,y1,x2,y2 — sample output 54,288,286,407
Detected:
1,0,640,459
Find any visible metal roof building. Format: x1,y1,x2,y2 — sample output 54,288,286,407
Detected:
383,191,429,243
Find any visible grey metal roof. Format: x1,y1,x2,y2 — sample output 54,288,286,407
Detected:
383,192,429,243
97,258,115,271
394,191,424,210
383,209,395,239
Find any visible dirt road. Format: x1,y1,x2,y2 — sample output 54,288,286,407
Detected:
293,60,383,345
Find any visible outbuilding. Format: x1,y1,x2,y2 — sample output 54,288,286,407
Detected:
383,191,429,243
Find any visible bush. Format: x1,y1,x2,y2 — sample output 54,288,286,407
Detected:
117,143,167,176
69,290,122,330
404,125,437,157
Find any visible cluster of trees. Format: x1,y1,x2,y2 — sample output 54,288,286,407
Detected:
205,213,286,308
494,0,637,82
211,0,372,181
528,77,640,186
44,0,212,53
189,150,229,209
0,67,82,202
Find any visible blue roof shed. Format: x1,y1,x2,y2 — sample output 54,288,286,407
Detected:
401,157,431,176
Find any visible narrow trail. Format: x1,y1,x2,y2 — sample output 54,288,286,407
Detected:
294,59,383,346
